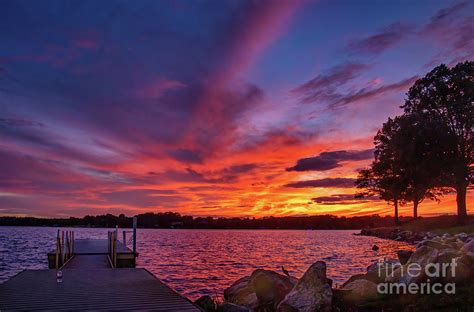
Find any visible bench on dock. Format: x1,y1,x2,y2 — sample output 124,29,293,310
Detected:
0,220,202,311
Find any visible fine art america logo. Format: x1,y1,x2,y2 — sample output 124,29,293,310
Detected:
376,258,458,295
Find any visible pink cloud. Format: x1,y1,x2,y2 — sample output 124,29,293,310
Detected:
183,1,302,150
135,77,186,98
215,0,302,86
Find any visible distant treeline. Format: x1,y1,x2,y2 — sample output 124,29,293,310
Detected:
0,212,410,229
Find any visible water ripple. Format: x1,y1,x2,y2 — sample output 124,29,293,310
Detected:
0,227,413,300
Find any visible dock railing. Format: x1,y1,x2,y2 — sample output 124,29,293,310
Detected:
121,216,138,254
55,229,74,269
107,229,118,268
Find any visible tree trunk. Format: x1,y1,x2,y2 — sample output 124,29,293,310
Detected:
455,183,468,222
394,199,400,225
413,198,418,220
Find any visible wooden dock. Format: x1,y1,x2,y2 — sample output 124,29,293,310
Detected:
0,227,201,311
0,269,201,311
47,238,137,268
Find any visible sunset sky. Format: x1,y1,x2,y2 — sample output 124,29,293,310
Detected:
0,0,473,218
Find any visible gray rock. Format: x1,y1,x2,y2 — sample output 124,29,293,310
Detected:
250,269,295,308
341,279,379,303
224,269,295,310
416,239,451,250
387,246,439,284
219,303,252,312
455,233,469,242
224,276,258,310
440,257,471,283
461,239,474,259
341,274,372,287
385,265,404,283
400,246,439,284
366,259,400,283
442,236,458,244
437,249,462,264
277,261,332,312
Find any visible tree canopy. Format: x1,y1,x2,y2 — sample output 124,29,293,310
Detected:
403,61,474,220
357,61,473,222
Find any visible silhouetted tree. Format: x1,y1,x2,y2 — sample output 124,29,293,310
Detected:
388,114,449,219
402,61,474,221
356,118,407,224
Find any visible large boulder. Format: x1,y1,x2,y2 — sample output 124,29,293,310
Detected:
224,276,258,310
455,233,469,243
437,249,462,264
342,274,372,287
250,269,295,308
407,245,439,266
461,240,474,259
385,265,404,283
400,246,438,284
440,257,471,284
417,240,451,250
366,259,400,283
386,246,438,284
224,269,296,310
277,261,332,312
341,279,379,303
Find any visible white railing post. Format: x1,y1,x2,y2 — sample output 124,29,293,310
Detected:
133,217,137,254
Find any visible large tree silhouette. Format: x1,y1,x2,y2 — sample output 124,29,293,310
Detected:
356,118,407,224
402,61,474,221
356,113,451,222
388,114,449,219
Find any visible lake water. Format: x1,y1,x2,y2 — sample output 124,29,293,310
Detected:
0,227,413,300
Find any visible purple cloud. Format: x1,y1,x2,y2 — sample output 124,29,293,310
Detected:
287,149,374,172
328,76,418,109
284,178,356,188
312,193,379,205
421,1,474,64
347,22,414,55
293,62,370,104
168,149,204,164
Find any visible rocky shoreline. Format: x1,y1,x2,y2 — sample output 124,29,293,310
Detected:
195,231,474,312
356,228,439,245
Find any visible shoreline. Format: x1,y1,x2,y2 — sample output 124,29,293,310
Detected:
356,228,432,244
195,229,474,311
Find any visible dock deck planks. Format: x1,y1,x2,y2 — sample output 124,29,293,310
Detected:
3,238,201,311
73,238,131,254
0,269,201,311
64,255,111,269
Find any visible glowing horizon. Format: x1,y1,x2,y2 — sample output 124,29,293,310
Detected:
0,0,472,218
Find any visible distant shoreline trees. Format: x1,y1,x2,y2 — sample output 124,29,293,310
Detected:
356,61,473,223
0,212,404,229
